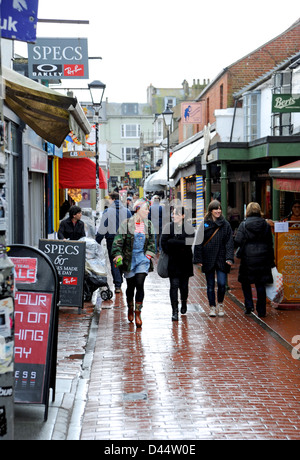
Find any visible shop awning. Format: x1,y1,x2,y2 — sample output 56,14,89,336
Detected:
269,160,300,192
3,66,91,147
145,137,205,191
59,158,107,189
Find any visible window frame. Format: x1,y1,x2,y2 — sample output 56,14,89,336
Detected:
121,124,141,138
243,91,261,142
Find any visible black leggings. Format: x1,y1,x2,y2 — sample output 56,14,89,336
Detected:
126,273,147,304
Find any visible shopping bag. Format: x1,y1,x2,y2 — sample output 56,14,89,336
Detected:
266,267,284,304
157,250,169,278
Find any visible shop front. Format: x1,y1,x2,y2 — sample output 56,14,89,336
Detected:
1,66,91,246
204,136,300,222
269,159,300,309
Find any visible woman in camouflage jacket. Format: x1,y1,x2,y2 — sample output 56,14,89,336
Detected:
112,198,156,327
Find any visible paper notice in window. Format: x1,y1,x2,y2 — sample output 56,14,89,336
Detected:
274,222,289,233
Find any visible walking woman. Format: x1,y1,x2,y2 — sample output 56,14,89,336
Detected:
111,198,156,327
193,200,234,317
234,202,275,317
161,206,195,321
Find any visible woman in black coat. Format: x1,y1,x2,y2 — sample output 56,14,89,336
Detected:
234,202,275,317
193,200,234,317
161,206,195,321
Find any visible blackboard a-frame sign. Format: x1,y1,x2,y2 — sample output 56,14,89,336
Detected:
7,245,58,422
39,240,86,312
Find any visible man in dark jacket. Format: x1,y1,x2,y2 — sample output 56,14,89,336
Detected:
57,205,86,240
96,192,131,293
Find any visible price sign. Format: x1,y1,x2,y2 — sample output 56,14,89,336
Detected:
8,245,58,421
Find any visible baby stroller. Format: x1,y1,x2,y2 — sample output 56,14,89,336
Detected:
80,237,113,302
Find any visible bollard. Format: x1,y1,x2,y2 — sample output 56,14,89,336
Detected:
0,245,15,440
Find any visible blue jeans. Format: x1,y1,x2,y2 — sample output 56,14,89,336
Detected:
205,269,227,307
107,239,123,288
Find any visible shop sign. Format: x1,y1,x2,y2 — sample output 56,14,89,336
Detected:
110,162,125,177
181,102,203,124
275,223,300,306
272,94,300,113
28,37,89,80
0,0,39,43
129,170,143,179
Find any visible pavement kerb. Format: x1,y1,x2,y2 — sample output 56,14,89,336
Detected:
227,290,294,355
65,303,101,440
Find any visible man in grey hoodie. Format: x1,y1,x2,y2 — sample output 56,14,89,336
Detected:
96,192,131,293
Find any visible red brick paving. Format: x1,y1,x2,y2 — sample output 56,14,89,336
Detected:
78,258,300,440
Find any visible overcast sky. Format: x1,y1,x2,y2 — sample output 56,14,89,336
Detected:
15,0,299,103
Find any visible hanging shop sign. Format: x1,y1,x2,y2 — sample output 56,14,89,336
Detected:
181,102,203,124
8,245,58,421
39,240,86,311
0,0,39,43
28,37,89,80
272,94,300,113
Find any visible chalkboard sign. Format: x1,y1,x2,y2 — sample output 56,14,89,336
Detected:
7,245,58,421
39,240,86,310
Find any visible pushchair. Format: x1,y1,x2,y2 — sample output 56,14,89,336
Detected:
80,237,113,302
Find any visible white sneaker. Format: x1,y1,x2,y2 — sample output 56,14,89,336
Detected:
218,304,224,316
209,307,217,317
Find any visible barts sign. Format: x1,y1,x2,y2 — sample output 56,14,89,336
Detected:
28,37,89,80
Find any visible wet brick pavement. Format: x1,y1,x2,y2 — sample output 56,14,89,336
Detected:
14,256,300,440
79,259,300,441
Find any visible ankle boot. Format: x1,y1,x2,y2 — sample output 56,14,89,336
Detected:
135,302,143,328
181,300,187,314
171,302,178,321
127,301,134,322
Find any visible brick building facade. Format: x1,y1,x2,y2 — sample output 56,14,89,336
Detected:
185,19,300,139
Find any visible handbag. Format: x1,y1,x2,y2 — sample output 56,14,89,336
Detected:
266,267,284,304
157,249,169,278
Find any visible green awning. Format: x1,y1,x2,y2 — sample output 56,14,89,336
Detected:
3,66,90,147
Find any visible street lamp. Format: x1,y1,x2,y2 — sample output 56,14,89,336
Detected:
162,104,173,199
88,80,106,220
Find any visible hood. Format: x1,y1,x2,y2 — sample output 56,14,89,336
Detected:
244,216,268,239
215,216,226,227
110,200,124,209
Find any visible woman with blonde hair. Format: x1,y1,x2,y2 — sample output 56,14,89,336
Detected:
111,198,156,327
234,202,275,317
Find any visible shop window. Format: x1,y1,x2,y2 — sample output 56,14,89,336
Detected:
271,71,293,136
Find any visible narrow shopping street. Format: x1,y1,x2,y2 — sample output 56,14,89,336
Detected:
78,259,300,440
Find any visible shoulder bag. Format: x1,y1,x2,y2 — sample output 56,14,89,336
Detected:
157,249,169,278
